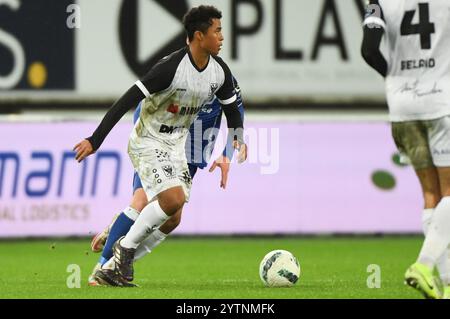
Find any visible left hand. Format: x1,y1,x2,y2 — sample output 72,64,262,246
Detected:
209,155,231,189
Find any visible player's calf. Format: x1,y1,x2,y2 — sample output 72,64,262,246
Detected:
130,188,148,212
159,209,182,234
90,212,121,253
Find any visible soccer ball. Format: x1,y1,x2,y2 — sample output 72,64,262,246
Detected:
259,250,300,287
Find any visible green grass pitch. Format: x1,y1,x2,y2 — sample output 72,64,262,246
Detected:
0,236,426,299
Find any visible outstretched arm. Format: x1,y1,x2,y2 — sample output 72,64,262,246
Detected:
74,85,145,162
74,50,181,162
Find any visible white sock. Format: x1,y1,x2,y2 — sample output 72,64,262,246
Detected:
134,229,168,261
120,201,170,249
440,252,450,286
422,209,446,281
424,208,450,286
422,208,433,235
123,206,140,221
102,257,115,270
418,197,450,268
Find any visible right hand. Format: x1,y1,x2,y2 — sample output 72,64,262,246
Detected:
233,141,248,164
73,139,94,162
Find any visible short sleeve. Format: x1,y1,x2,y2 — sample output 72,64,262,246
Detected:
134,48,186,97
213,56,237,105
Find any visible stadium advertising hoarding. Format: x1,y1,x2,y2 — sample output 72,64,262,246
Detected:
0,0,75,91
0,120,421,237
0,0,385,101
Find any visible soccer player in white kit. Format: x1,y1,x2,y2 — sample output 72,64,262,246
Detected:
74,5,247,287
362,0,450,298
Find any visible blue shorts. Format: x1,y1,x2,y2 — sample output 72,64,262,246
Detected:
132,164,198,193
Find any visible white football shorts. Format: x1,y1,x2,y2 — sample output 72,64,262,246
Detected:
128,139,192,202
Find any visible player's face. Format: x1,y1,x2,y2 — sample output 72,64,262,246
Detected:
201,18,223,56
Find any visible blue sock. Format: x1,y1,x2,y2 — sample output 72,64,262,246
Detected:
99,256,108,265
100,213,135,265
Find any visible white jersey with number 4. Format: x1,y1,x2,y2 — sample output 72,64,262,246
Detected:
364,0,450,122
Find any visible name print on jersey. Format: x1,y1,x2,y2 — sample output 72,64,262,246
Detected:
401,59,435,71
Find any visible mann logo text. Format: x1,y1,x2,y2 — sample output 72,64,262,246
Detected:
0,151,121,198
179,106,202,116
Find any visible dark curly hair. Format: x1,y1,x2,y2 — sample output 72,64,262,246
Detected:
182,5,222,41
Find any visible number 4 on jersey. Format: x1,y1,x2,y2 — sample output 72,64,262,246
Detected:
400,3,435,50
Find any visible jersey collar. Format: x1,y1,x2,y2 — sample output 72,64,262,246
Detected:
187,46,210,73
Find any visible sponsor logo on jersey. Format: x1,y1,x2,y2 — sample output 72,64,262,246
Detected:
159,124,185,134
179,106,201,116
167,104,179,114
200,106,213,114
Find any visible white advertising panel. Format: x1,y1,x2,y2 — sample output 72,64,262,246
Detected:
0,0,385,102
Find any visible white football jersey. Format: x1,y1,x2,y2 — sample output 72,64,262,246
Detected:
364,0,450,121
130,47,237,149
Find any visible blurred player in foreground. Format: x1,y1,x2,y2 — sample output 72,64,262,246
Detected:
74,5,247,286
362,0,450,299
88,82,244,286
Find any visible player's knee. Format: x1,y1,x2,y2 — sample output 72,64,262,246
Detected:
439,180,450,197
437,168,450,197
161,200,184,216
423,191,441,208
131,198,148,212
158,188,185,215
168,195,185,214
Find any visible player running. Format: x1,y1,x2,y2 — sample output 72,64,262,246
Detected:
362,0,450,299
88,80,244,286
74,5,248,287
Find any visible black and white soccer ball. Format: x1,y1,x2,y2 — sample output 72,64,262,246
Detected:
259,250,301,287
